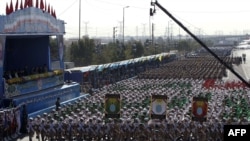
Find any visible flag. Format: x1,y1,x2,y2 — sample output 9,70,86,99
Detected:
40,0,44,10
52,9,57,18
15,0,19,11
9,0,14,13
6,3,9,15
104,94,121,118
11,109,17,133
51,6,54,16
44,0,47,12
54,10,56,18
28,0,33,7
24,0,28,8
35,0,38,8
20,0,23,9
47,4,50,14
192,97,208,122
150,95,167,119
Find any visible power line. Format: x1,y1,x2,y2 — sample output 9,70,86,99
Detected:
174,10,250,14
92,0,148,9
151,0,250,88
58,0,78,17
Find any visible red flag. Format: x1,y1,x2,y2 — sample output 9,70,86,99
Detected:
20,0,23,9
15,0,19,11
11,110,17,134
28,0,33,7
40,0,44,10
35,0,38,8
51,6,54,16
6,3,9,15
47,4,50,14
9,0,14,13
54,10,56,18
44,0,47,12
24,0,28,8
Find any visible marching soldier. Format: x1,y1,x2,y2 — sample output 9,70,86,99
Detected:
112,119,121,141
14,106,22,136
4,110,11,141
33,115,41,140
39,118,47,141
27,118,34,141
56,117,64,140
76,117,84,140
66,117,73,140
9,109,16,139
47,119,56,140
0,111,4,141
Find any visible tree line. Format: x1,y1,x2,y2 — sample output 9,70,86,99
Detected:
50,36,210,67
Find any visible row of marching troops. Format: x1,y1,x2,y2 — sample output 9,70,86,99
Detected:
0,103,27,141
25,77,250,141
26,111,225,141
138,56,242,80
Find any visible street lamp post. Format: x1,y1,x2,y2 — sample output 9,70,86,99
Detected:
79,0,81,45
123,6,129,44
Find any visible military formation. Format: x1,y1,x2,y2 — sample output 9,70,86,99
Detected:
138,56,242,79
1,55,249,141
22,78,250,141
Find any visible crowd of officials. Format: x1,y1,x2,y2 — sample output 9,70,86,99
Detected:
3,64,48,80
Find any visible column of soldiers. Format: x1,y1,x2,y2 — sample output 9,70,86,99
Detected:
26,111,227,141
1,79,248,141
138,56,241,80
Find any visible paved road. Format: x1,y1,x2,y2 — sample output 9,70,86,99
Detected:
5,134,30,141
225,48,250,82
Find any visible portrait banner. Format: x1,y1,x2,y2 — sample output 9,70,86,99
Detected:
150,95,167,119
104,94,121,118
192,97,208,122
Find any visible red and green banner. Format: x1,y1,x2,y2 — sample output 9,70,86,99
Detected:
150,95,168,119
104,94,121,118
192,97,208,122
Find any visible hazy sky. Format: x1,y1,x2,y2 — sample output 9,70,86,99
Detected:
1,0,250,38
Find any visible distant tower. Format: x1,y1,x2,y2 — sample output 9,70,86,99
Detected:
142,23,146,40
136,26,138,40
113,27,117,43
164,26,168,39
118,21,123,41
84,21,89,37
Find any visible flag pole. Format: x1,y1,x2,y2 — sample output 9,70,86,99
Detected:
79,0,81,47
